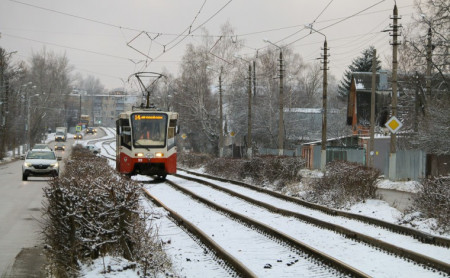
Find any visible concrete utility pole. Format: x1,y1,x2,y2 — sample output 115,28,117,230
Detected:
426,27,432,99
306,25,328,172
247,63,253,159
369,49,377,168
389,4,401,180
278,50,284,156
219,67,224,158
263,39,285,156
320,40,329,172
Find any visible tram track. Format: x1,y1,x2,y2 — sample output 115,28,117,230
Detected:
143,179,368,277
90,134,449,276
165,173,449,277
179,169,450,247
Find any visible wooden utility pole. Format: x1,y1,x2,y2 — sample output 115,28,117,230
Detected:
389,4,400,180
369,49,377,168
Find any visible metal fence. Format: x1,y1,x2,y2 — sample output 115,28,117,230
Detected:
310,146,425,181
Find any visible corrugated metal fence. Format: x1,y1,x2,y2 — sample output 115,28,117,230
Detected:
310,146,425,181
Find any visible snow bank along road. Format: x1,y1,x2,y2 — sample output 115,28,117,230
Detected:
94,130,450,277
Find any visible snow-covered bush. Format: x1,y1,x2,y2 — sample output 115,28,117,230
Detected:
306,161,380,209
177,151,214,169
42,145,170,276
202,155,305,188
412,177,450,232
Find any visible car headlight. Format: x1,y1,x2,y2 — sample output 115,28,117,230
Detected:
51,162,59,168
24,162,32,167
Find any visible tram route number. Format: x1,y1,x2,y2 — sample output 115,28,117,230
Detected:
134,115,163,120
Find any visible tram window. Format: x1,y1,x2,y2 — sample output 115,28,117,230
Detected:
121,126,131,149
168,119,177,149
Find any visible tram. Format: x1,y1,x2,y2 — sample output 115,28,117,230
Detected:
115,72,179,179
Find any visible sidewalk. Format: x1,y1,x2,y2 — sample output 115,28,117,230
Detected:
1,246,48,278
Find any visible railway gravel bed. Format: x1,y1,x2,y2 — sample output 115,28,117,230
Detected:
167,174,449,277
143,181,355,278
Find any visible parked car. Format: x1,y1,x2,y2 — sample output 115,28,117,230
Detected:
85,127,96,134
32,144,52,151
85,144,101,154
22,150,60,181
74,133,83,140
54,142,65,151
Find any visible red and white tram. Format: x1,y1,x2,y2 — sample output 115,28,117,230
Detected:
116,106,178,179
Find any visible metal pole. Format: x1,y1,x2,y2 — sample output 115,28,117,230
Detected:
369,49,377,168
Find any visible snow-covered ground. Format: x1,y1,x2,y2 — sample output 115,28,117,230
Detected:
2,130,448,277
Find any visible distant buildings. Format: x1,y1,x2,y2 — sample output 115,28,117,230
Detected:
66,90,139,128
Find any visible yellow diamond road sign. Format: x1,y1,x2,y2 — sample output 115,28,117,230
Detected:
385,116,403,134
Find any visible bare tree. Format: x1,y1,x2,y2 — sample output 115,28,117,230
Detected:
28,48,73,146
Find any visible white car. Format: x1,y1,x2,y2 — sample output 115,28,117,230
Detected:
86,144,101,154
22,150,60,181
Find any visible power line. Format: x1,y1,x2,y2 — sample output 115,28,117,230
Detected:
311,0,335,27
148,0,233,64
9,0,144,33
2,33,133,61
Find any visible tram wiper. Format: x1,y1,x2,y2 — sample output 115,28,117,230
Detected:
134,141,151,151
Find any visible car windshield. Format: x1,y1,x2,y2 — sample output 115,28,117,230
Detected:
33,144,48,149
27,151,56,160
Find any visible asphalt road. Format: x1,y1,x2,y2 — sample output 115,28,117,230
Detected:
0,131,103,277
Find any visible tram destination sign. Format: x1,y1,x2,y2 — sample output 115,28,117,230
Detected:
134,114,164,120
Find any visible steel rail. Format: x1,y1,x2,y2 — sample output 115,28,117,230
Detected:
176,172,450,275
141,187,257,278
180,168,450,248
163,179,370,277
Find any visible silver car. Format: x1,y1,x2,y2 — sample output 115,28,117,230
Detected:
22,150,60,181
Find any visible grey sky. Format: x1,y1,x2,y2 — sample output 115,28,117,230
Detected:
0,0,417,91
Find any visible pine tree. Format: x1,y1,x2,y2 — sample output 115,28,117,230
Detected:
338,46,382,98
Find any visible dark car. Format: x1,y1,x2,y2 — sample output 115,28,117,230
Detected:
86,127,95,134
74,133,83,140
54,143,65,151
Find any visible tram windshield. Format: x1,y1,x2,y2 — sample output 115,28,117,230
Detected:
131,113,167,148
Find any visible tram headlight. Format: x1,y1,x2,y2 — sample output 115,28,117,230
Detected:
155,152,164,158
135,153,144,157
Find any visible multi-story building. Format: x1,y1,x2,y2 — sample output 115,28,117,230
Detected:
67,90,139,128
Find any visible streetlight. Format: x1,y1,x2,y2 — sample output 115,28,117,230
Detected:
234,54,253,159
305,24,328,172
263,38,284,156
207,66,224,158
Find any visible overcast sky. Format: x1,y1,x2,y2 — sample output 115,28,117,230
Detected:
0,0,418,91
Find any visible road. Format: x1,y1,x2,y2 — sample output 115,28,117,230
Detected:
0,131,103,277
